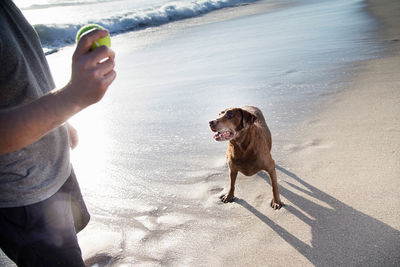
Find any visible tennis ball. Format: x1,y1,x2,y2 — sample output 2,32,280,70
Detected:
76,24,111,50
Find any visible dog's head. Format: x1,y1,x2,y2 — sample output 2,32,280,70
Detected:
209,107,257,141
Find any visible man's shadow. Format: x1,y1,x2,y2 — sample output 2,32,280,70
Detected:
234,165,400,266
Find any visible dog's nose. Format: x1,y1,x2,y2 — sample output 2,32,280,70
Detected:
209,120,216,127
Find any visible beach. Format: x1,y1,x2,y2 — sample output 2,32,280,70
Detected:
1,0,399,266
74,0,400,265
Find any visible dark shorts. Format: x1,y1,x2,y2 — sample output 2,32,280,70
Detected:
0,169,90,267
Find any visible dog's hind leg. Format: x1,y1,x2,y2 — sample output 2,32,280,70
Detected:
220,169,238,203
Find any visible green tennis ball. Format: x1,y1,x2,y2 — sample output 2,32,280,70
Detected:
76,24,111,50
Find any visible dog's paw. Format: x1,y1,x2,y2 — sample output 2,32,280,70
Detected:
270,199,284,210
220,193,235,203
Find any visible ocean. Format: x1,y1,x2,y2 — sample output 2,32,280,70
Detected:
14,0,262,54
2,0,384,266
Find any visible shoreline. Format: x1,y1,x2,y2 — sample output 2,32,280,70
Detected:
43,0,292,55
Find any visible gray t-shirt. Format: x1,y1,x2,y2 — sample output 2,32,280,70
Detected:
0,0,71,207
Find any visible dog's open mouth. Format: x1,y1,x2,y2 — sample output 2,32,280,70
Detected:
213,131,234,141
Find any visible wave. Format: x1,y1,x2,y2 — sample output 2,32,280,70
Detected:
35,0,258,51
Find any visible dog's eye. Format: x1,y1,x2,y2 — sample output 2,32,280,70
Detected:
226,111,233,119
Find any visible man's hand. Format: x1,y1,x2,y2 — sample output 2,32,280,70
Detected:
64,29,117,109
66,123,78,149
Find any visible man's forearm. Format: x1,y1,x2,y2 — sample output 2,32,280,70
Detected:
0,87,81,155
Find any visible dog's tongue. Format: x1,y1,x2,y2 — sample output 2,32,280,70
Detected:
213,132,220,141
213,131,230,141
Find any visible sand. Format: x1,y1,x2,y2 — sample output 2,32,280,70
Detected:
263,0,400,265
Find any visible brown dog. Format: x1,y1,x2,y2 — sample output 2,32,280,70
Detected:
209,106,283,209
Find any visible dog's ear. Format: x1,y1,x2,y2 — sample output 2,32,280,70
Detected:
242,110,257,128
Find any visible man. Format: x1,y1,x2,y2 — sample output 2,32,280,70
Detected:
0,0,116,266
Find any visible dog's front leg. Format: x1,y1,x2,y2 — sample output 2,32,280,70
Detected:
220,169,238,203
266,161,284,210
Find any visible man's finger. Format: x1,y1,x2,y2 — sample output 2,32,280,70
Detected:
90,45,115,65
96,56,116,76
74,29,109,58
103,70,117,87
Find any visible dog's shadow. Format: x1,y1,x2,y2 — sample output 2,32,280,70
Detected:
234,165,400,266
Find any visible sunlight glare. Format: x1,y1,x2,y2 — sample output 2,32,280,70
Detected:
69,105,111,191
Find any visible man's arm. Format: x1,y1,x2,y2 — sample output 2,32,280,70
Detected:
0,29,116,155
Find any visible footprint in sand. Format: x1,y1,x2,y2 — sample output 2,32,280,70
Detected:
284,139,333,153
209,186,224,194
